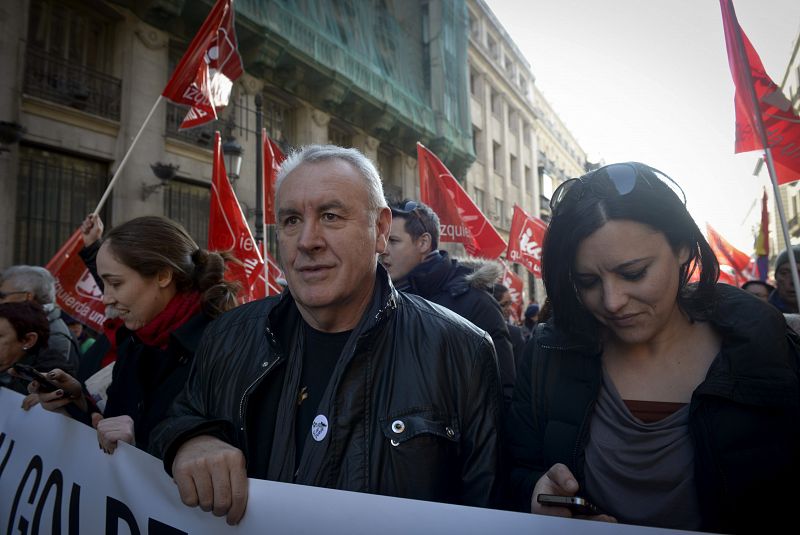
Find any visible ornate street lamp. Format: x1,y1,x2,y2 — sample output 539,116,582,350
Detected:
222,136,244,182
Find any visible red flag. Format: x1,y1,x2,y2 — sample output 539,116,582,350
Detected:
262,129,286,225
209,132,265,302
45,230,108,332
506,204,547,278
706,223,752,284
162,0,243,130
417,143,506,259
720,0,800,184
500,262,525,324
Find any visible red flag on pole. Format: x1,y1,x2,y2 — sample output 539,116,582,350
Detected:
500,262,525,324
506,204,547,278
162,0,243,130
209,132,265,302
45,230,108,332
720,0,800,184
417,143,507,259
262,130,286,225
706,223,752,284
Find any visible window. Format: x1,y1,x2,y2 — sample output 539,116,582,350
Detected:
14,145,110,265
495,197,505,227
472,126,483,160
487,34,498,60
505,56,514,75
469,68,482,98
24,0,121,119
493,141,503,175
510,154,519,185
164,179,211,247
474,188,485,212
468,11,479,39
378,147,394,185
523,123,532,147
490,87,501,118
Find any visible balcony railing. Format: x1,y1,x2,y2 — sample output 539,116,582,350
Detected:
24,47,121,121
165,102,217,147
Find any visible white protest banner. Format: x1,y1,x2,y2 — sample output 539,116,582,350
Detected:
0,388,697,534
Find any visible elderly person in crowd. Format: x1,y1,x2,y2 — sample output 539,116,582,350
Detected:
0,265,80,369
0,301,74,395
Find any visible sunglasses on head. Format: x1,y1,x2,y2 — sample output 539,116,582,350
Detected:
0,290,28,300
399,201,432,237
549,162,686,217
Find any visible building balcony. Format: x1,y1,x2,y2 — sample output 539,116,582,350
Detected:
23,47,121,121
165,102,217,147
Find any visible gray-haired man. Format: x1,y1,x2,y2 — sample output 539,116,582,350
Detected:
152,145,502,524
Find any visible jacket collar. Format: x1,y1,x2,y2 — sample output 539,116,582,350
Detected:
265,264,399,347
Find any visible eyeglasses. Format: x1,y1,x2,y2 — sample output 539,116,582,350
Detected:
549,162,686,217
0,290,28,301
400,200,432,237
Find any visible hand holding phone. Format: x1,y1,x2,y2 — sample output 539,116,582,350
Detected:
537,494,605,516
12,363,61,393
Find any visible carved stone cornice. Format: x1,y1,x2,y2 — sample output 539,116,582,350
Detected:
239,73,264,96
311,109,330,127
134,23,168,50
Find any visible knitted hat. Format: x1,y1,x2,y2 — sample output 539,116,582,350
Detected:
524,303,540,318
774,245,800,274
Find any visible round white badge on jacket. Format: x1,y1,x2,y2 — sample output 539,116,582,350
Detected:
311,414,329,442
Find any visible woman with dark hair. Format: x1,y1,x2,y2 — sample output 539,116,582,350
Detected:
0,301,74,394
28,216,239,456
507,162,800,533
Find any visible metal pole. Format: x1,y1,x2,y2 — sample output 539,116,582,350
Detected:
255,93,264,245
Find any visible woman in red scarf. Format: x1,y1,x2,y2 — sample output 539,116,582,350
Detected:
28,216,239,456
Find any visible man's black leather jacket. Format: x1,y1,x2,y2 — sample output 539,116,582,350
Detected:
151,267,502,507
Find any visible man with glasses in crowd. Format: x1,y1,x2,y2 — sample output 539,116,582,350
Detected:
0,265,81,369
152,146,502,525
380,200,516,405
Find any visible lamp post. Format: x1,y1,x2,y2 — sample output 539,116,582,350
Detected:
254,93,264,245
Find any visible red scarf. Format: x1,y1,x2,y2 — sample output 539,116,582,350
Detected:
136,291,202,349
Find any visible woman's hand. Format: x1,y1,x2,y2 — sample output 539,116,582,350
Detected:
81,214,104,247
92,414,135,454
23,369,88,413
531,463,616,522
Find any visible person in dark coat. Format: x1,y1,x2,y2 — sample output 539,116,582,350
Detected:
380,200,515,403
506,162,800,533
0,265,81,370
26,216,239,456
0,301,74,394
150,145,502,526
492,283,526,370
769,245,800,312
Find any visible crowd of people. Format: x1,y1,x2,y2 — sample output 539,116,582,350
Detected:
2,145,798,533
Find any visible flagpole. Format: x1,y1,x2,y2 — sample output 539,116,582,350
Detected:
93,96,164,215
726,0,800,311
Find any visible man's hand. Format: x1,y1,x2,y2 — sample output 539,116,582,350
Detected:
81,214,104,247
22,368,87,412
172,435,249,525
531,463,616,522
93,414,134,454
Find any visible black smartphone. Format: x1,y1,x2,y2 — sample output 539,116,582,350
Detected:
537,494,605,516
11,363,61,393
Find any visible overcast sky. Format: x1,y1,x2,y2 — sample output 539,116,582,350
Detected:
487,0,800,252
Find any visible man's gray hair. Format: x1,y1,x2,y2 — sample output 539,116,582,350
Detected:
275,145,388,214
0,265,56,304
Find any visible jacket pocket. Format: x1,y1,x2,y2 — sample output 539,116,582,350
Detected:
377,409,460,502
